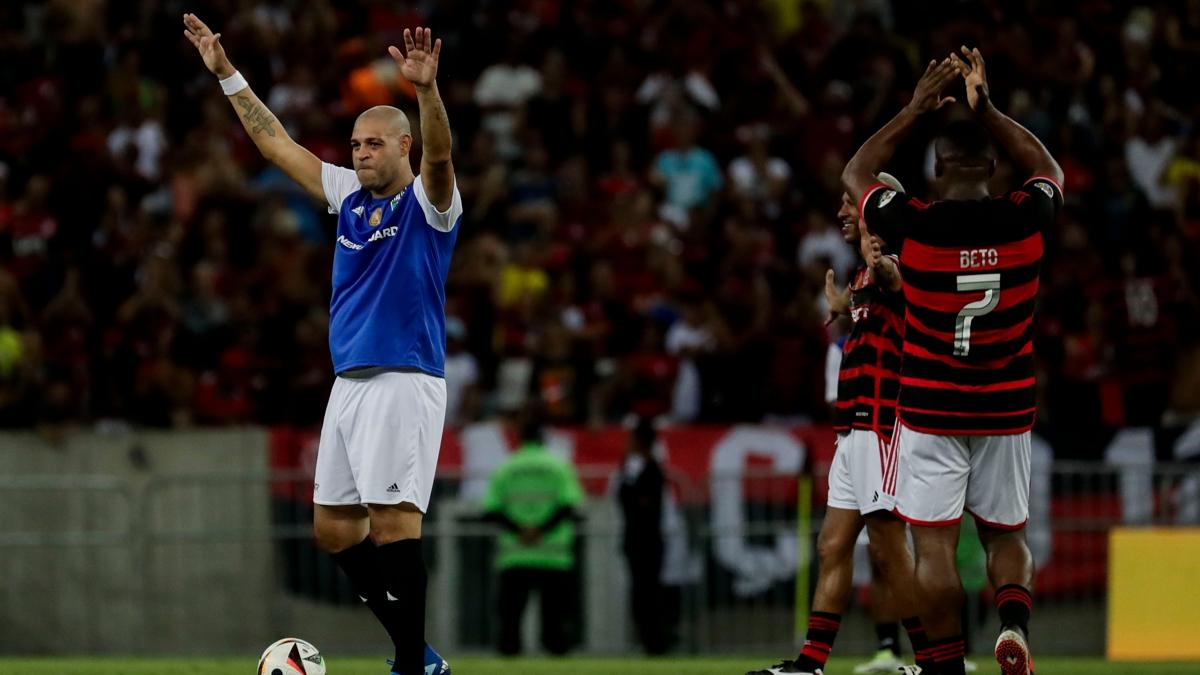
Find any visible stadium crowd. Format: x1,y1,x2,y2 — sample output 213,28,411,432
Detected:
0,0,1197,456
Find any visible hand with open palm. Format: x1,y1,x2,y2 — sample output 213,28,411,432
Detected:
906,57,958,115
950,46,990,112
824,270,852,325
182,13,235,79
388,27,441,91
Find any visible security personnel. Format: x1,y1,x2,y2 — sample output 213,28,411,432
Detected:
482,411,584,655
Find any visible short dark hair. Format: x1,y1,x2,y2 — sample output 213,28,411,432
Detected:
935,119,995,167
519,406,545,444
633,417,657,449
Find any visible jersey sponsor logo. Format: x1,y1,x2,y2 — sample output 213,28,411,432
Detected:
368,206,383,226
959,248,999,269
878,189,897,207
1033,181,1054,199
337,226,399,250
337,235,364,250
367,226,398,243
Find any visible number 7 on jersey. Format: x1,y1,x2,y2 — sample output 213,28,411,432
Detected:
954,273,1001,356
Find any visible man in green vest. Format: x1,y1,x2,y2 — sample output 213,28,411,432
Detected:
482,412,585,655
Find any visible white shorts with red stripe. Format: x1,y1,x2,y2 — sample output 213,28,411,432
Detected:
891,421,1030,528
827,428,898,515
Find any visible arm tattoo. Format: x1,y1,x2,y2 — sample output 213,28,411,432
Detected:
235,95,277,137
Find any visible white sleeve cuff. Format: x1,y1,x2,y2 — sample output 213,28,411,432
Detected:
321,162,362,214
413,175,464,232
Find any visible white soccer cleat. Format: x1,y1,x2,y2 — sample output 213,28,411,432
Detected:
854,649,903,673
994,628,1033,675
963,658,978,672
896,666,923,674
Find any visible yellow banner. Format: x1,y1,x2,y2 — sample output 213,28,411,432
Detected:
1108,528,1200,660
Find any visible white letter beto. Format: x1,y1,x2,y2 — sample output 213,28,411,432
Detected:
960,248,999,269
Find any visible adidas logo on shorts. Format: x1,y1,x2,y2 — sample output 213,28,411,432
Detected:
386,483,400,493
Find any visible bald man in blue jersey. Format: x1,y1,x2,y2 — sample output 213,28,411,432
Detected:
185,14,457,675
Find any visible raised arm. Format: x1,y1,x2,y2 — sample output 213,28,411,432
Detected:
388,28,455,211
951,47,1063,185
842,58,958,200
183,13,323,202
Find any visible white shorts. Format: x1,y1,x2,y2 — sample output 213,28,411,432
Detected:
892,421,1030,529
827,428,897,515
314,371,447,512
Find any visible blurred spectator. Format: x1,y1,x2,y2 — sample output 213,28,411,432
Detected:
443,316,480,428
649,116,723,222
728,123,792,220
1125,103,1178,210
473,43,542,160
665,293,716,423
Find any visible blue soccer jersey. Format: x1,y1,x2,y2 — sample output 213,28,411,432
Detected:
321,162,463,377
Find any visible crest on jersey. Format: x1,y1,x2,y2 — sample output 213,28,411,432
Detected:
369,207,383,227
878,190,897,207
1033,181,1054,199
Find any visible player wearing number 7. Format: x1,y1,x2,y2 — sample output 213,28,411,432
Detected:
184,13,458,675
842,49,1063,675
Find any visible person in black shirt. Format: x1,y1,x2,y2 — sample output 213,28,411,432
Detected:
617,418,672,654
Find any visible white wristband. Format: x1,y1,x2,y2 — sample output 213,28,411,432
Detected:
219,71,248,96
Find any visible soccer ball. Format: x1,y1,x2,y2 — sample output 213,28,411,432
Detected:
258,637,327,675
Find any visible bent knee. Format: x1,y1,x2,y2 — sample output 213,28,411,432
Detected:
817,531,857,566
313,524,357,553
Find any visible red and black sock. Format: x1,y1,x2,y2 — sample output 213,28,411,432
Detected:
996,584,1033,636
927,635,966,674
902,616,931,669
795,611,841,670
874,621,901,656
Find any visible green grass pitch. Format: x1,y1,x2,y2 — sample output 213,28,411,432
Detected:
2,656,1198,674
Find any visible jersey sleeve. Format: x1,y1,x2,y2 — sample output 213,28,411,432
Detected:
413,174,464,233
320,162,362,214
1014,176,1064,229
859,183,918,246
559,463,585,508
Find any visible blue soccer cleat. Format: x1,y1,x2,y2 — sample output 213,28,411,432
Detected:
387,644,450,675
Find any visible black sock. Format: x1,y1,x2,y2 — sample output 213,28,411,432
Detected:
995,584,1032,636
902,616,930,668
795,611,841,670
377,538,427,675
927,635,965,675
333,537,390,622
874,621,900,656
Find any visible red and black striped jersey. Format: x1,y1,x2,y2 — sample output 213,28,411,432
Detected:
860,176,1063,435
834,262,905,438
